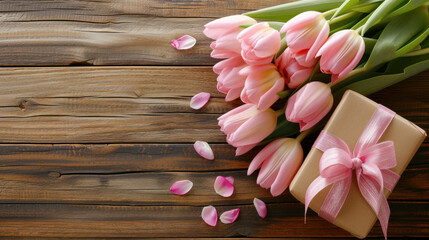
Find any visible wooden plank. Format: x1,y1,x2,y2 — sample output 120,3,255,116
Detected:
0,0,289,66
0,0,289,18
0,144,426,205
0,67,240,143
0,67,427,143
0,202,426,238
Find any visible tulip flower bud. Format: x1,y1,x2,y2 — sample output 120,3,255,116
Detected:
237,22,281,65
276,48,317,89
286,81,333,131
248,138,303,196
240,64,285,111
204,15,257,59
218,104,277,156
317,29,365,83
213,56,248,101
280,11,329,64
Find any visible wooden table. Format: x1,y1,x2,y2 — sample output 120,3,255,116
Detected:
0,0,427,239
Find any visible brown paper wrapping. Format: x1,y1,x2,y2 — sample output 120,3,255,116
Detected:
289,90,426,239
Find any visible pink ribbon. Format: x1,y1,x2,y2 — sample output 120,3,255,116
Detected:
305,105,400,239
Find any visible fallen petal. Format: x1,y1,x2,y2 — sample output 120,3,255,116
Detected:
201,205,218,226
214,176,234,197
171,35,197,50
253,198,267,218
193,141,214,160
225,176,234,185
170,180,193,195
220,208,240,224
190,92,211,109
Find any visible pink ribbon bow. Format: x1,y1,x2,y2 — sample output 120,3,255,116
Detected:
305,105,400,239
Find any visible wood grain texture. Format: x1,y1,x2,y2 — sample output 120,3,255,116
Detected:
0,0,427,239
0,0,289,66
0,144,426,206
0,66,240,143
0,202,426,238
0,67,427,143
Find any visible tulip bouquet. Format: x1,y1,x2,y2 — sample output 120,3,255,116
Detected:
204,0,429,196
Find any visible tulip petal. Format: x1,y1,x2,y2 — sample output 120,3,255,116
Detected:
171,35,196,50
170,180,193,195
190,92,211,110
270,143,303,196
214,176,234,197
220,208,240,224
201,206,218,226
235,143,258,156
253,198,267,218
247,139,288,175
225,176,234,185
194,141,215,160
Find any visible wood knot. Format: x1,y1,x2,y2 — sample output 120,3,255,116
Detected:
48,171,61,179
18,100,28,111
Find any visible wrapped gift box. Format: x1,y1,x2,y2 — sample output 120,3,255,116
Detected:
289,90,426,238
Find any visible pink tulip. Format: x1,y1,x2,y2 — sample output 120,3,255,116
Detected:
218,104,277,156
237,22,281,65
240,64,285,110
248,138,303,196
213,56,248,101
204,15,257,59
317,29,365,83
204,15,257,40
275,48,317,89
209,32,242,59
280,11,329,63
171,35,197,50
286,81,333,131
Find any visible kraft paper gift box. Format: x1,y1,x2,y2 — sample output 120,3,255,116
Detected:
289,90,426,239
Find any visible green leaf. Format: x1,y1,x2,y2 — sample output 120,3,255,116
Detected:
361,0,403,35
275,37,288,60
333,53,429,98
365,6,429,69
244,0,345,22
395,28,429,57
331,0,360,19
363,37,377,54
239,21,285,30
387,0,429,19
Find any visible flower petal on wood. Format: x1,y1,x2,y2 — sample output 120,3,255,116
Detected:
190,92,211,109
214,176,234,197
253,198,267,218
170,180,193,195
220,208,240,224
201,205,218,226
193,141,214,160
171,35,196,50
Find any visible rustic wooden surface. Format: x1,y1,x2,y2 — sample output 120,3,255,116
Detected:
0,0,427,239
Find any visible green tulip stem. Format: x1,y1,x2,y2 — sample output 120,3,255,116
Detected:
328,11,360,25
323,8,338,18
296,129,312,143
275,105,287,117
332,67,367,86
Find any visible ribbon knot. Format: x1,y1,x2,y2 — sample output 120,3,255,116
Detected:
351,157,362,170
305,105,401,240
